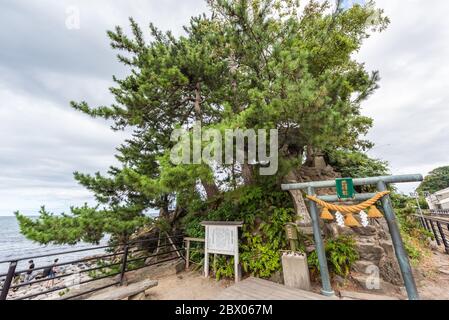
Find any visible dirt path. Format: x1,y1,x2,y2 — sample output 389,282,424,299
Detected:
415,249,449,300
145,271,232,300
143,251,449,300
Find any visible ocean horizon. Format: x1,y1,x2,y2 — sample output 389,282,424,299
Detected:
0,216,109,275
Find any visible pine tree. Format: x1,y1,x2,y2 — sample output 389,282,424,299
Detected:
16,0,389,245
418,166,449,194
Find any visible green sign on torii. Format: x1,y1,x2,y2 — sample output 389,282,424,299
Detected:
335,177,355,199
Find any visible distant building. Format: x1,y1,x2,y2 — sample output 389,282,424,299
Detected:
426,187,449,210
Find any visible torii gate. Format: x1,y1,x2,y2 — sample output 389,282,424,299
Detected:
281,174,423,300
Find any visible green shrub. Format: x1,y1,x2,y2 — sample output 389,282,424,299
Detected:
214,256,235,280
308,235,359,278
391,193,433,263
183,185,295,279
240,234,282,278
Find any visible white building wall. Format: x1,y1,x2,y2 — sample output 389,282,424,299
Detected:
427,188,449,210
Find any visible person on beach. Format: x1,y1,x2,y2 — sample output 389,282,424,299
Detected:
25,260,35,283
44,258,59,288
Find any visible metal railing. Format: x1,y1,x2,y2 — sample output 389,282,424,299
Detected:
429,209,449,216
0,234,185,300
416,214,449,254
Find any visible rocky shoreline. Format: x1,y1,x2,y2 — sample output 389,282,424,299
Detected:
1,259,100,300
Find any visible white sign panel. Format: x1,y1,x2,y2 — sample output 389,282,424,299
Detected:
206,225,236,255
202,221,243,283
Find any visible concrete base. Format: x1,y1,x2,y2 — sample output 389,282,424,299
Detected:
281,253,311,291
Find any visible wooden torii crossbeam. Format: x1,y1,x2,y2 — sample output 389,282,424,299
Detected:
281,174,423,300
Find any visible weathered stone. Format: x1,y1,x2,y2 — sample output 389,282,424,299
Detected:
338,226,356,236
356,243,384,262
325,223,355,238
281,253,311,291
325,223,339,238
352,260,374,273
379,256,403,286
377,220,391,240
352,225,377,237
379,240,395,257
313,155,327,169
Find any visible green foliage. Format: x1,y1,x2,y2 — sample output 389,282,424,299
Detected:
214,256,235,280
308,235,358,278
184,185,295,279
390,193,433,263
240,235,282,278
418,166,449,194
327,149,389,178
15,205,151,245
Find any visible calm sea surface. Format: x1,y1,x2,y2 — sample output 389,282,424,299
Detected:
0,216,108,275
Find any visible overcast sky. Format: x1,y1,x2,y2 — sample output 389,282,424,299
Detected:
0,0,447,216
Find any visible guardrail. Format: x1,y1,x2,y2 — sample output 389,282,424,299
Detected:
416,215,449,254
0,234,185,300
429,209,449,216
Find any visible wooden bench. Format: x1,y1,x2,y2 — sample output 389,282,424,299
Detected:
87,279,158,300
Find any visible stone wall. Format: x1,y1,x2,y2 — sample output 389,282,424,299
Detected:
324,219,403,286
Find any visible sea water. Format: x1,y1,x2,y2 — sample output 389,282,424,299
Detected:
0,216,108,275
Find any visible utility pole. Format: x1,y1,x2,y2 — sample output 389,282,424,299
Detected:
410,191,424,219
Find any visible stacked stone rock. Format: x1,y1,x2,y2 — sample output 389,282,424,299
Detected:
324,219,404,293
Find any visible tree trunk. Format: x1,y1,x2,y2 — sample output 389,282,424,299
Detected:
159,206,170,219
194,81,219,199
194,82,202,121
242,163,254,185
283,170,312,226
202,180,219,198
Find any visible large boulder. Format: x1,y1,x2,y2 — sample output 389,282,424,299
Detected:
327,218,403,286
356,242,384,263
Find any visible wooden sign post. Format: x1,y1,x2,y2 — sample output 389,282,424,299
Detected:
201,221,243,283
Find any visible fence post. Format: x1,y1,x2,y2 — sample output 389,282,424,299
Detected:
185,239,190,270
377,181,419,300
419,217,426,229
429,220,441,246
424,218,431,231
436,221,449,254
166,232,183,258
0,261,17,300
120,245,129,285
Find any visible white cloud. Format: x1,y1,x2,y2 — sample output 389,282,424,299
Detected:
0,0,208,216
0,81,126,215
357,0,449,193
0,0,447,215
